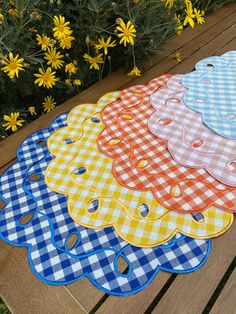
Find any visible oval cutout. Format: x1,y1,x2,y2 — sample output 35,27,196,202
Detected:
192,213,204,222
0,199,6,212
201,80,211,84
170,98,181,103
28,174,41,181
19,212,34,225
116,255,130,277
158,118,172,126
225,113,236,121
109,139,121,146
64,138,75,144
91,117,101,123
171,185,182,197
134,93,142,97
121,114,133,120
73,166,87,175
88,199,99,213
227,161,236,173
139,203,149,217
37,139,47,147
191,138,204,148
66,232,80,250
207,63,214,69
137,159,148,168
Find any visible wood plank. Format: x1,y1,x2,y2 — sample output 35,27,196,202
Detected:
66,8,236,312
0,240,87,314
210,267,236,314
0,1,235,168
150,223,236,314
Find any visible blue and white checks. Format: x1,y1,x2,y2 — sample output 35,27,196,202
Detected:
182,51,236,139
0,113,211,296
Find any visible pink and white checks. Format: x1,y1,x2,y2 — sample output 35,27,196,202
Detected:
149,75,236,187
97,75,236,213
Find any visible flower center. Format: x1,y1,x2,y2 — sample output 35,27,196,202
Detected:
9,61,18,70
124,29,131,37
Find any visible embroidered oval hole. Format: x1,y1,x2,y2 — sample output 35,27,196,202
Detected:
91,117,101,123
158,118,172,126
227,161,236,173
121,114,133,120
170,98,181,103
171,185,182,197
37,140,47,147
196,99,205,103
109,139,121,146
139,203,149,217
0,199,6,212
66,233,80,250
191,138,204,148
207,63,214,69
29,174,41,181
201,80,211,84
137,159,148,168
19,213,34,225
73,167,87,175
88,199,99,213
64,138,75,144
192,213,204,222
225,114,236,121
117,256,130,275
134,93,142,97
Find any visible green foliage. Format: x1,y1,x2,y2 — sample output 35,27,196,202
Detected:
0,0,233,138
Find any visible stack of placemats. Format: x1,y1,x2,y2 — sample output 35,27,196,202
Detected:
0,51,235,296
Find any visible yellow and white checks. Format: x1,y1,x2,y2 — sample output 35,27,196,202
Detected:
45,92,233,247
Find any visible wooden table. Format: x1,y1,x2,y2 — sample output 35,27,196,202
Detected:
0,3,236,313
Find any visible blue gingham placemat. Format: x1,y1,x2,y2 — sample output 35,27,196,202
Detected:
0,113,211,296
182,51,236,139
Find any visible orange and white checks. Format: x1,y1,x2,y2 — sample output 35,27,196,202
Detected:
45,88,233,247
97,76,236,213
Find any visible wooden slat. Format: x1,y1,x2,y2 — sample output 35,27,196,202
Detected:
0,240,87,314
150,225,236,314
66,6,236,312
210,267,236,314
0,1,235,168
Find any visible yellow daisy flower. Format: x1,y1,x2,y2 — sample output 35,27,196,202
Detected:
83,53,104,70
34,67,59,89
95,37,116,55
128,66,141,77
116,20,136,47
36,34,51,51
59,32,75,49
2,112,25,132
163,0,174,8
183,1,195,28
65,63,77,75
73,79,81,86
174,14,183,35
1,52,24,79
65,79,72,86
53,15,71,39
44,48,64,69
8,9,18,17
0,13,4,24
194,8,205,24
42,96,56,113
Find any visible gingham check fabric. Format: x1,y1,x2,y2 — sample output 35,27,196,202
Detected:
98,75,236,213
45,88,232,247
0,113,211,296
182,51,236,139
149,74,236,187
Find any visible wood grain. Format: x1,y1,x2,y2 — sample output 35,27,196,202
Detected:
210,267,236,314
